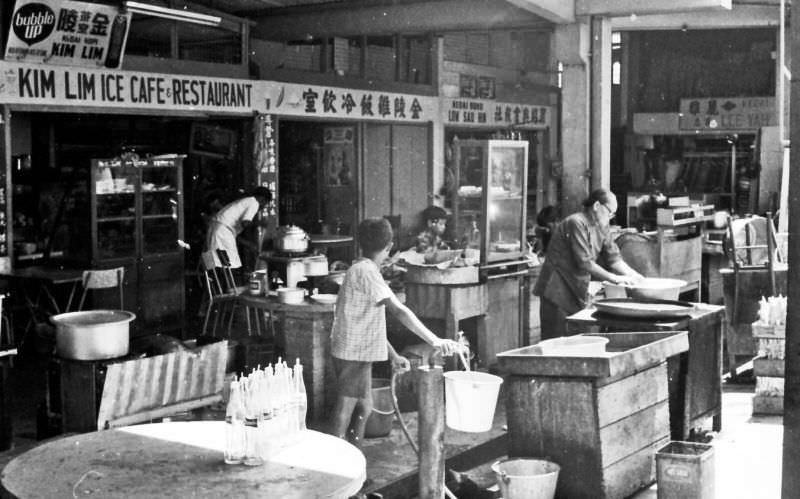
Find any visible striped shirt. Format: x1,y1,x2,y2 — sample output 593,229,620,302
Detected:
330,258,394,361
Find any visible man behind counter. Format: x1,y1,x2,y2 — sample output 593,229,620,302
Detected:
534,188,643,339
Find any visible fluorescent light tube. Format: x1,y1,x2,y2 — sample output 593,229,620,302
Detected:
125,1,222,26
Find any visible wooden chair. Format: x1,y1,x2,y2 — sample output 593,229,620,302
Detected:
724,212,784,324
199,250,263,337
78,267,124,310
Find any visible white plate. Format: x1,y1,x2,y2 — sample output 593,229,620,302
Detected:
310,294,338,305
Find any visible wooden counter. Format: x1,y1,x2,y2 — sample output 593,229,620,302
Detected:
566,303,725,439
404,269,530,367
238,295,334,422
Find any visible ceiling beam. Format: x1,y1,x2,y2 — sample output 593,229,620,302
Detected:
576,0,732,17
250,0,551,40
504,0,574,24
611,4,779,30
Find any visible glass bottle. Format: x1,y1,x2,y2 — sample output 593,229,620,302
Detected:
243,380,264,466
294,359,308,432
224,380,246,464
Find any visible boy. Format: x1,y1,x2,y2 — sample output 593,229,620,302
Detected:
415,205,451,254
329,217,460,446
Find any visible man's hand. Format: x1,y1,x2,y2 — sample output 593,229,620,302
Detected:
611,272,645,286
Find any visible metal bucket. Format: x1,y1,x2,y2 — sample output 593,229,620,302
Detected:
364,378,395,438
492,458,560,499
51,310,136,360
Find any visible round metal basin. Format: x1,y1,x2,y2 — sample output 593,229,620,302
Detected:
51,310,136,360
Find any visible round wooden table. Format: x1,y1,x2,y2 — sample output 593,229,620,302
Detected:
1,422,366,499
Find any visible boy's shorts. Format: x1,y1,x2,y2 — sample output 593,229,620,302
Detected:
332,358,372,399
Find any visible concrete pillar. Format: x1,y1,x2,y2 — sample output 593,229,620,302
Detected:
781,0,800,494
554,22,591,214
590,16,612,191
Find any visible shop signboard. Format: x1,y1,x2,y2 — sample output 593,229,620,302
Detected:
0,61,439,120
262,81,436,123
444,98,551,129
5,0,131,69
0,62,255,113
679,96,775,131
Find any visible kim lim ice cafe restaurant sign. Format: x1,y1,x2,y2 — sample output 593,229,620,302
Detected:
0,61,438,121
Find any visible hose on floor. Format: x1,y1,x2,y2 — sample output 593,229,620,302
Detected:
388,371,459,499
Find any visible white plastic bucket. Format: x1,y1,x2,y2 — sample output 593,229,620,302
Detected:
492,458,561,499
443,371,503,432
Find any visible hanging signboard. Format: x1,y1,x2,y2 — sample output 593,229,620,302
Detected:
262,81,436,122
0,62,439,121
443,98,551,129
5,0,130,69
679,96,775,131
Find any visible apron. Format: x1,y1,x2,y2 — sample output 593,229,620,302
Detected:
206,221,241,268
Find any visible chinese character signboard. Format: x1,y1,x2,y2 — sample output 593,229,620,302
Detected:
679,97,775,131
263,81,435,122
5,0,130,69
444,98,551,129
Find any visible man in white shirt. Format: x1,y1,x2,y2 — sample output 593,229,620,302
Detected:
205,187,272,269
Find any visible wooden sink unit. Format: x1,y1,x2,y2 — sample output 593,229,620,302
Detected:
498,331,689,499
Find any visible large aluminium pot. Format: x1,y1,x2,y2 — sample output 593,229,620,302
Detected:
275,225,310,253
51,310,136,360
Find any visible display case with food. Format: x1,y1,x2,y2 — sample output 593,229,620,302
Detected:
451,139,529,273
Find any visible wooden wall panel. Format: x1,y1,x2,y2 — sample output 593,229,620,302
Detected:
363,124,392,221
391,124,429,246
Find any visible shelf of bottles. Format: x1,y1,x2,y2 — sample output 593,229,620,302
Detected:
224,357,308,466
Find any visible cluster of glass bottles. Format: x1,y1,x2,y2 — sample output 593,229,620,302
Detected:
224,357,308,466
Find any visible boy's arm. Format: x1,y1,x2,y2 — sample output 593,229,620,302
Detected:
383,294,459,356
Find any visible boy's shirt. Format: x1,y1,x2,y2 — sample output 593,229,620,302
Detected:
331,257,394,361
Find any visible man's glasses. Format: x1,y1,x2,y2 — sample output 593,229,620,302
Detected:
601,204,616,219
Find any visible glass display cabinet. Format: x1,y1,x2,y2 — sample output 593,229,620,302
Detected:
90,155,185,335
452,139,529,269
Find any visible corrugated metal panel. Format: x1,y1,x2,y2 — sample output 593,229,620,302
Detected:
97,341,228,430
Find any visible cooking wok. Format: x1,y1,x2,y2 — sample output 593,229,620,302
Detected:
593,298,695,320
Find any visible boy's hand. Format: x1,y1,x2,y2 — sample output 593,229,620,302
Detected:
391,354,411,374
432,338,461,356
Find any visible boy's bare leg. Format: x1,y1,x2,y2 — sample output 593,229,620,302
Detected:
330,395,359,439
347,397,374,448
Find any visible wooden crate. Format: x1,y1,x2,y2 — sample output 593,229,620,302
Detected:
752,332,785,415
97,341,228,430
506,363,670,499
616,231,702,292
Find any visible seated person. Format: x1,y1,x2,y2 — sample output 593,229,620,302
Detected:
392,205,457,266
414,205,451,253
